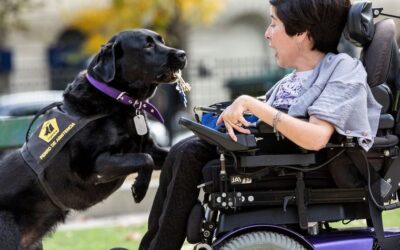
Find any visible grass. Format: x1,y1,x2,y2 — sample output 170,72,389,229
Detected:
43,209,400,250
383,208,400,227
43,224,147,250
332,208,400,228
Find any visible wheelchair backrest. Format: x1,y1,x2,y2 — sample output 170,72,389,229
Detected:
344,1,400,115
362,19,399,90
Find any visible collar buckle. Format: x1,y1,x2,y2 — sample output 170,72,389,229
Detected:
116,92,127,101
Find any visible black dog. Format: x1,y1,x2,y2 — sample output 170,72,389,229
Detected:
0,29,186,250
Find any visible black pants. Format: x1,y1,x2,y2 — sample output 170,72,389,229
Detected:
139,136,218,250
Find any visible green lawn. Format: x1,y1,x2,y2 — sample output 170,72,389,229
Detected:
43,209,400,250
328,208,400,228
43,224,147,250
382,209,400,226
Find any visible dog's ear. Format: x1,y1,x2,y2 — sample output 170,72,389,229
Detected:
91,40,119,83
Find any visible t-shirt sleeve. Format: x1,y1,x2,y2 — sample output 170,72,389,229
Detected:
308,81,367,130
307,57,368,131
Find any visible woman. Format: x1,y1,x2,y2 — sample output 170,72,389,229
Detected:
139,0,381,249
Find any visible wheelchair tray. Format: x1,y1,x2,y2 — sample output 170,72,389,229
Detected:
179,117,257,152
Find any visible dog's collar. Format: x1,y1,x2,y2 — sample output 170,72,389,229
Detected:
86,74,164,123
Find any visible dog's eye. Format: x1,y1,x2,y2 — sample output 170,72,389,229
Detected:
145,42,154,49
159,37,166,45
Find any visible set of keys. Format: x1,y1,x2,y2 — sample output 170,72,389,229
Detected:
174,70,191,107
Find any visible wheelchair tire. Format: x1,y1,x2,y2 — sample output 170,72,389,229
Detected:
220,231,307,250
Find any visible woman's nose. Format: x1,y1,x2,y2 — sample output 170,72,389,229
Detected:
264,28,271,40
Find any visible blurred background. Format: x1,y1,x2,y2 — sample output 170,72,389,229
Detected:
0,0,399,249
0,0,283,146
0,0,399,142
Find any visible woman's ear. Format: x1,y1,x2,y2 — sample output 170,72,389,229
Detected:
295,31,308,43
296,31,313,49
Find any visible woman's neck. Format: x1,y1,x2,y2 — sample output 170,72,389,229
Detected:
295,50,326,72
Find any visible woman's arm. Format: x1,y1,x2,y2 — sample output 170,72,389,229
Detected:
216,95,335,151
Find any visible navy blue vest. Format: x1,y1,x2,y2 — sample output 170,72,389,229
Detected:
20,107,109,210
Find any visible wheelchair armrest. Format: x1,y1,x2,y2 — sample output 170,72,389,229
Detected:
179,117,258,152
240,153,316,167
256,120,274,133
255,117,309,134
378,113,394,129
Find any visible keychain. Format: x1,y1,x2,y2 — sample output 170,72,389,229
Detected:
133,110,148,135
174,70,191,107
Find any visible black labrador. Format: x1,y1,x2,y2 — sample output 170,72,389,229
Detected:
0,29,186,250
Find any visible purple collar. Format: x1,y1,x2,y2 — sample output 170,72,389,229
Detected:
86,74,164,123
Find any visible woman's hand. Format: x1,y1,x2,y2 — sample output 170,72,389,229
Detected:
216,95,251,141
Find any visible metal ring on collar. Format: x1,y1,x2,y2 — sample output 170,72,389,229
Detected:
133,100,143,109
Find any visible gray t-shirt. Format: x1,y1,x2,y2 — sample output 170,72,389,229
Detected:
272,70,313,110
266,53,382,151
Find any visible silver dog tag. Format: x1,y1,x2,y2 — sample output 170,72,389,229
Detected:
133,114,148,135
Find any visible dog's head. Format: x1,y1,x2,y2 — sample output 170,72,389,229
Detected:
87,29,187,98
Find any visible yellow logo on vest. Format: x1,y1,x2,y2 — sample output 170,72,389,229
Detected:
39,118,60,143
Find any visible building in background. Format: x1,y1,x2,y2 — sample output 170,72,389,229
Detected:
3,0,109,93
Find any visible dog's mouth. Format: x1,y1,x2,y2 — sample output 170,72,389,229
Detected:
155,70,181,84
156,69,191,95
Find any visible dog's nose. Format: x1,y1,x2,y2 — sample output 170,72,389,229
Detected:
176,50,186,62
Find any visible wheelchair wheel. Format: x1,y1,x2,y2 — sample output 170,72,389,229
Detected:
220,231,307,250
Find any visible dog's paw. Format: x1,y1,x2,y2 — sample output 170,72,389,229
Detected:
131,180,149,203
131,165,152,203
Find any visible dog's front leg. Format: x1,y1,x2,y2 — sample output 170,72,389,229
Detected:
94,152,154,184
131,161,153,203
94,152,154,203
129,138,169,202
0,211,21,250
144,136,169,170
25,241,43,250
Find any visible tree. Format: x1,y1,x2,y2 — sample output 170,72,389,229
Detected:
0,0,39,93
68,0,225,54
0,0,38,45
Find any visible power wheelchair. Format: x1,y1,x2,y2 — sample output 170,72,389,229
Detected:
180,2,400,249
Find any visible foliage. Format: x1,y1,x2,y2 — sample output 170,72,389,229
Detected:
68,0,225,54
0,0,38,31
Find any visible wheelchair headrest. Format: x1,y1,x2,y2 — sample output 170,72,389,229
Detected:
343,1,400,88
343,1,374,47
362,19,400,88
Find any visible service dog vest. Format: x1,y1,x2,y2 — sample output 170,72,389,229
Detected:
20,105,109,211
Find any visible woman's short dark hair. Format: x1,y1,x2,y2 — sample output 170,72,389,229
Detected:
269,0,351,53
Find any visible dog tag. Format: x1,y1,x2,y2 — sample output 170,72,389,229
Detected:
133,114,148,135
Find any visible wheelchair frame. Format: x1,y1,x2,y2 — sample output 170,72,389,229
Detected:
180,114,400,249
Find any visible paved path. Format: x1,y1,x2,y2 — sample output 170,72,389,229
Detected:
60,213,195,250
60,212,149,231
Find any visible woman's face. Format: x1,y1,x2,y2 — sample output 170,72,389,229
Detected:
264,6,301,68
